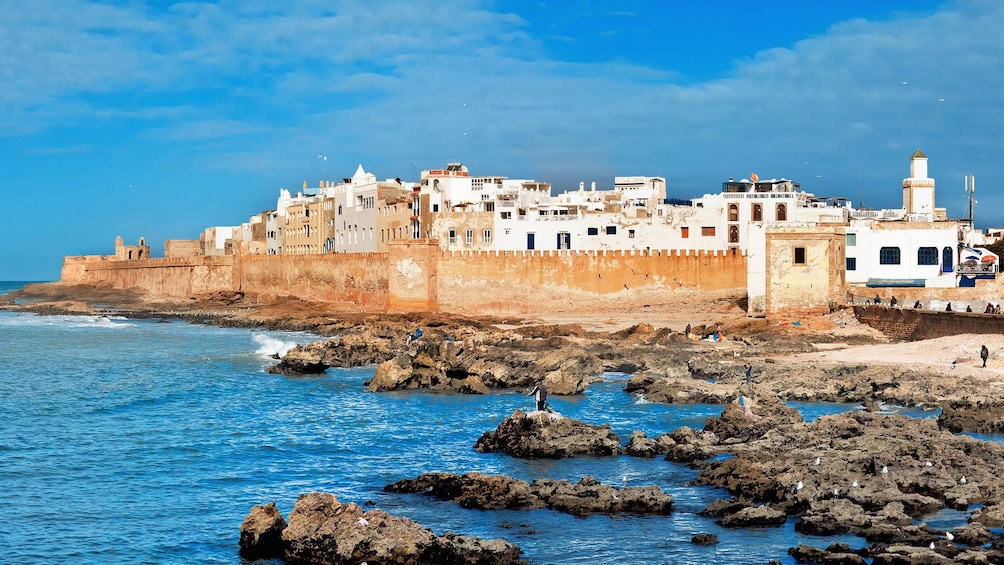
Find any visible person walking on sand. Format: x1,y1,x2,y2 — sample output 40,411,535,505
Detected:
528,383,548,411
981,345,989,368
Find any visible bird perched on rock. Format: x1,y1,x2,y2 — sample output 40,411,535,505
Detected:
851,480,859,488
960,476,967,485
926,461,933,467
945,531,955,542
814,457,821,466
881,465,888,474
357,517,369,527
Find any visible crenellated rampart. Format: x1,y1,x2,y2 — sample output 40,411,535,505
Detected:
60,245,748,314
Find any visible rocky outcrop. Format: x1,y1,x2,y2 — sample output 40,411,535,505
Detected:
385,472,673,517
239,492,524,565
238,502,287,560
473,410,621,458
938,400,1004,434
268,330,395,375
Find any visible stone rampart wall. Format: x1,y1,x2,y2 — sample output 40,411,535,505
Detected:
237,254,389,309
437,248,748,316
854,305,1004,340
61,255,235,297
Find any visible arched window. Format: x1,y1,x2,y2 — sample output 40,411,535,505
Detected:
776,203,787,221
752,204,762,222
729,225,739,243
728,204,739,222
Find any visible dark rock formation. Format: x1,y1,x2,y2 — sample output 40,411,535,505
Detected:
268,330,394,375
690,533,718,545
238,502,286,560
938,400,1004,434
473,410,621,458
239,492,523,565
385,472,673,517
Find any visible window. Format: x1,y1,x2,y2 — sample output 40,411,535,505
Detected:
483,229,492,245
728,204,739,222
879,246,901,265
794,247,806,265
485,202,495,212
500,211,511,219
846,233,856,246
432,204,439,212
681,227,689,239
729,225,739,243
557,232,570,249
942,247,954,273
752,204,762,222
846,257,857,271
448,229,457,245
918,247,938,265
776,203,787,221
628,229,636,239
465,229,473,245
527,233,535,250
337,205,342,215
701,226,715,237
605,226,617,235
587,227,599,235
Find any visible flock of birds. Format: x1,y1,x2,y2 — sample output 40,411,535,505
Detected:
791,456,971,549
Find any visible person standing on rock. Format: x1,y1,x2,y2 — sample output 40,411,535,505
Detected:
744,363,752,387
981,345,989,368
528,383,547,411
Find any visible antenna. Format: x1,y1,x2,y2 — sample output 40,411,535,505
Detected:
965,174,975,224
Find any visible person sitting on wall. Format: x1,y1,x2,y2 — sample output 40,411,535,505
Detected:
874,295,882,305
890,296,898,307
946,303,953,312
914,300,922,309
967,304,974,312
986,303,994,314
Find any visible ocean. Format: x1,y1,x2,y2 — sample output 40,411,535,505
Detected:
0,281,957,564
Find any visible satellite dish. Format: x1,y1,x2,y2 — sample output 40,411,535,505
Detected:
751,172,759,182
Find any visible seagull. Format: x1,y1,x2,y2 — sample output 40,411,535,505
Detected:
833,488,840,496
881,465,888,474
357,517,369,527
622,475,628,488
851,480,859,488
814,457,821,466
929,541,936,550
937,98,945,102
926,461,933,467
795,481,804,491
960,476,967,484
945,531,954,542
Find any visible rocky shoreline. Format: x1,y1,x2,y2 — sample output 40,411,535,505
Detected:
9,282,1004,563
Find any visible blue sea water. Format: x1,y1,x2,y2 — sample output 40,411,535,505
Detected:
0,281,968,564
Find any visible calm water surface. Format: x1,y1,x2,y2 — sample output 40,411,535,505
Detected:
0,282,968,564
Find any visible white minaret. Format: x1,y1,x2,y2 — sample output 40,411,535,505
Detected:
902,149,935,218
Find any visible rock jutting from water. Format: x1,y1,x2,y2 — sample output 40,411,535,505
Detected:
384,472,674,517
239,492,524,565
473,410,622,458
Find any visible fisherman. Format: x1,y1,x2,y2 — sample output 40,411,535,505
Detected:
528,383,548,412
405,327,423,345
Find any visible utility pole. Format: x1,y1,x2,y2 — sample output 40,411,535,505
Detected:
965,175,975,224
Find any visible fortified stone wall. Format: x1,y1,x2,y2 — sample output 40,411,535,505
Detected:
61,255,235,297
854,305,1004,340
237,253,390,310
437,248,747,316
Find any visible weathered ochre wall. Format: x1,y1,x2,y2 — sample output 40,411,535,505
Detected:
61,246,748,314
61,255,235,297
436,248,747,315
236,253,389,309
387,240,439,313
765,227,846,317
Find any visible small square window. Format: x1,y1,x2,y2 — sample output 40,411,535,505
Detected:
605,226,617,235
846,257,857,271
587,227,599,236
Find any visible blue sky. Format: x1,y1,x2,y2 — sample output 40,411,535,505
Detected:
3,0,1002,281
